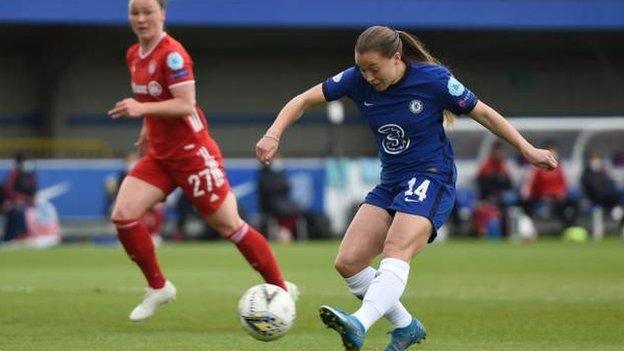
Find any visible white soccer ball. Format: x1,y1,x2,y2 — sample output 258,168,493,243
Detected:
237,283,296,341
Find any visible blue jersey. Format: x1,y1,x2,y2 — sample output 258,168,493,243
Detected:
322,62,478,185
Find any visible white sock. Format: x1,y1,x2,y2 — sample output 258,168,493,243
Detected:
352,258,410,331
344,267,412,329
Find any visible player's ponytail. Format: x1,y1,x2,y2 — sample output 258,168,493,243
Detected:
396,30,455,126
395,30,440,65
356,26,456,126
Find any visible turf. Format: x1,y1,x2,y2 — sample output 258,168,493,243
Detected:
1,238,623,350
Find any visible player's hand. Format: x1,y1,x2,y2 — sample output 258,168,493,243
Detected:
523,146,558,170
108,98,144,119
255,134,280,164
135,128,148,156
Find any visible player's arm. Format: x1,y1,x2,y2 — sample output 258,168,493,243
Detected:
256,84,325,164
108,83,195,119
468,101,557,170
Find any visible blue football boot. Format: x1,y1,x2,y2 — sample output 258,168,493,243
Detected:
384,318,427,351
319,305,366,351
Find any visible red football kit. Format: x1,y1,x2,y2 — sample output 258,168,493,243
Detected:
125,33,230,215
115,33,286,293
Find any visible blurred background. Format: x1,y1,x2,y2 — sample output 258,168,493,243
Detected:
1,0,624,247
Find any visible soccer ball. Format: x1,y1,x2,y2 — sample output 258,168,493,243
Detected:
237,283,296,341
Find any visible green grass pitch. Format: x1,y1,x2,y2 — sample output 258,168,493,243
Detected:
1,239,623,350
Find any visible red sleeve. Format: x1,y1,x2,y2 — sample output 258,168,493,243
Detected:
163,46,195,89
125,47,132,64
125,45,137,66
125,45,138,75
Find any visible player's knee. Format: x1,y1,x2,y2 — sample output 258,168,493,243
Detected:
212,217,245,238
382,238,421,261
334,254,364,278
111,204,139,223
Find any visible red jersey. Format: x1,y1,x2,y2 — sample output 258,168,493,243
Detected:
477,157,509,178
126,33,210,160
521,166,567,200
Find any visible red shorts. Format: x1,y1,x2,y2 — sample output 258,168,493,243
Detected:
128,138,231,216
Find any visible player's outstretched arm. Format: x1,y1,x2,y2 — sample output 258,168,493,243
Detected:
108,83,196,119
468,101,558,170
255,83,325,164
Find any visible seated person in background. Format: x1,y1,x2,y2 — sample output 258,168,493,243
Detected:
477,141,513,201
475,141,515,237
521,141,579,233
258,154,302,242
2,151,37,242
581,151,624,227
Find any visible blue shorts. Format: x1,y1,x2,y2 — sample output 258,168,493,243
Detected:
364,174,456,243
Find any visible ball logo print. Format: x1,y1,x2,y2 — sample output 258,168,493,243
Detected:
378,124,410,155
409,99,423,114
238,284,296,341
166,52,184,70
447,76,466,97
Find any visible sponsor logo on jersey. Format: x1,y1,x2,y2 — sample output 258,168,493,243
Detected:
148,60,157,75
332,71,344,83
409,99,423,114
447,76,466,97
148,81,163,97
170,68,189,79
166,52,184,70
378,124,410,155
131,82,148,94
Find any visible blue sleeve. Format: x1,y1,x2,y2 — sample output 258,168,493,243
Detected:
434,67,478,115
322,66,360,102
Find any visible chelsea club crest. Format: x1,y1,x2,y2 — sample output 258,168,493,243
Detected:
409,99,423,114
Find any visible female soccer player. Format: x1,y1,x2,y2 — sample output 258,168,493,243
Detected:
108,0,296,322
256,26,557,350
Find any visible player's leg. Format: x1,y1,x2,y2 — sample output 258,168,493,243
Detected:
320,203,415,350
351,213,430,330
354,176,453,350
334,204,413,328
334,204,389,278
323,214,431,350
111,157,177,322
203,192,290,293
111,175,167,289
178,142,291,293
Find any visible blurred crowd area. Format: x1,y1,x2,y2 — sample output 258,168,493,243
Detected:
2,124,624,247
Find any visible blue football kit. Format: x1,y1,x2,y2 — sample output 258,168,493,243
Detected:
322,62,478,241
